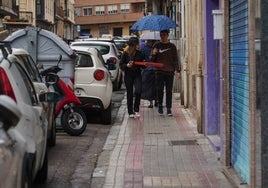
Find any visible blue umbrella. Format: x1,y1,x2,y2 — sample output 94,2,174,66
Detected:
131,14,177,31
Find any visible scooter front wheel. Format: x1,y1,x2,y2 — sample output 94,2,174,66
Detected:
61,107,87,136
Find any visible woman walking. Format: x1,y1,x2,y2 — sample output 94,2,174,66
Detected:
120,37,143,118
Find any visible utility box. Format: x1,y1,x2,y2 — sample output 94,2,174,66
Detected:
5,26,76,85
212,10,223,40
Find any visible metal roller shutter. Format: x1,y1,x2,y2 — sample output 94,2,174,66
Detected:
229,0,250,184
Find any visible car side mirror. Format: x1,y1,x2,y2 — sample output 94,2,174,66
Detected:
36,62,44,69
106,60,111,69
0,95,21,131
39,92,61,103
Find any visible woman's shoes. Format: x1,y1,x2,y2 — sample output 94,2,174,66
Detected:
129,114,135,118
148,101,154,108
129,112,140,118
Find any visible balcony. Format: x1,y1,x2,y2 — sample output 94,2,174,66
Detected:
75,12,144,25
56,6,65,19
3,11,32,25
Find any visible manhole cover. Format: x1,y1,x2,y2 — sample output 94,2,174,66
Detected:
168,140,197,146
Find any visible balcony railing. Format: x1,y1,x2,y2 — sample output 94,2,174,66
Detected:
19,11,33,23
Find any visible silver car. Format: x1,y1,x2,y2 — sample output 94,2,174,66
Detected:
0,44,59,185
12,48,57,147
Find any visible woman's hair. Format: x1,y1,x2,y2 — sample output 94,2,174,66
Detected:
127,44,136,60
126,37,139,60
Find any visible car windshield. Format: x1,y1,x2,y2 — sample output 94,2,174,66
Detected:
72,43,110,55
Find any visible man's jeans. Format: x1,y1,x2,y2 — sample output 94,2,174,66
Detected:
155,72,174,109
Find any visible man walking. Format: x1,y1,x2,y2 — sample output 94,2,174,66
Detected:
151,29,181,116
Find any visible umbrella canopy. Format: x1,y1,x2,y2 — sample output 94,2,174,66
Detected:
131,14,177,31
140,31,175,40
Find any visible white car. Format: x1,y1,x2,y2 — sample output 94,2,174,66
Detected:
70,39,123,91
0,44,58,184
70,46,113,124
12,48,57,147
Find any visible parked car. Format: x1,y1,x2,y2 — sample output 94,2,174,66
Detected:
0,43,59,184
70,39,122,91
0,95,29,187
114,39,128,54
12,48,57,147
70,46,113,124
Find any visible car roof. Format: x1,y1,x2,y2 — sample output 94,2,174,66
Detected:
73,38,115,43
71,46,99,55
71,40,115,46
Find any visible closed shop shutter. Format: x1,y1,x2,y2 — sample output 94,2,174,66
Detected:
229,0,250,184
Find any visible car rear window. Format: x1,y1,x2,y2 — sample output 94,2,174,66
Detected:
72,43,110,55
114,40,127,51
76,54,93,67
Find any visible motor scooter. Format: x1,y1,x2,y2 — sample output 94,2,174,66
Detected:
40,55,87,136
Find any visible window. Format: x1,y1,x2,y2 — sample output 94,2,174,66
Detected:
108,5,117,14
95,6,105,15
120,4,130,13
71,43,110,55
83,7,92,16
75,8,80,16
76,53,93,67
15,55,42,82
14,62,38,105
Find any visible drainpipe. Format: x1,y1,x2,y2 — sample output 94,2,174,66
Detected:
196,3,204,134
183,56,188,108
196,58,203,133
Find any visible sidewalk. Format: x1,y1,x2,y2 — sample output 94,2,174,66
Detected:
92,92,235,188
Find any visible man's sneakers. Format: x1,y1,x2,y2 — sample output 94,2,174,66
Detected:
158,106,173,117
167,108,173,117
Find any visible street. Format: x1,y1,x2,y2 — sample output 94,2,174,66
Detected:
37,89,125,188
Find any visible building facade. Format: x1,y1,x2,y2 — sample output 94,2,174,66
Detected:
74,0,146,38
0,0,17,39
2,0,75,42
179,0,266,187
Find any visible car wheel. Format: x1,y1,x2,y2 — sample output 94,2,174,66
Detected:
21,155,32,188
47,116,56,147
113,73,120,91
112,80,118,91
34,148,48,183
118,73,122,90
101,102,112,125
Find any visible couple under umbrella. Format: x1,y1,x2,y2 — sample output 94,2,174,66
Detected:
131,14,181,116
